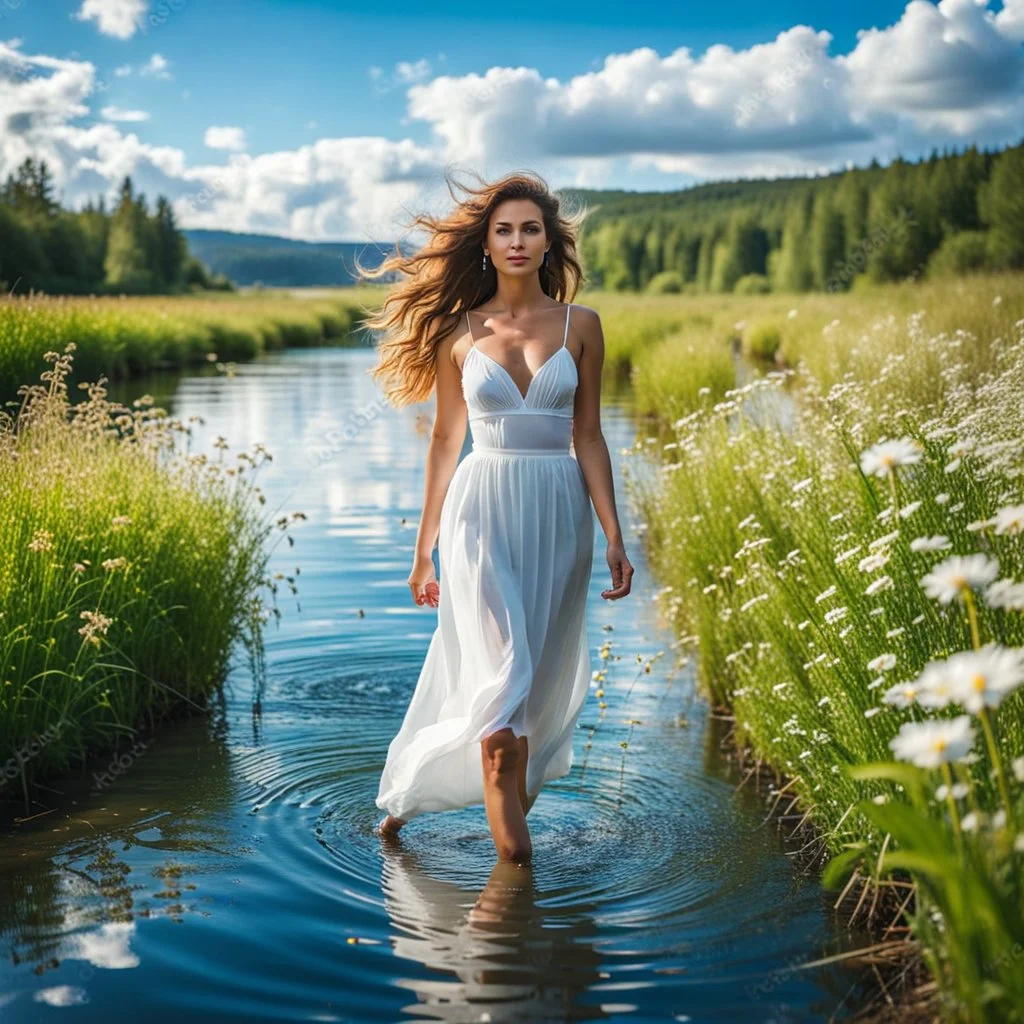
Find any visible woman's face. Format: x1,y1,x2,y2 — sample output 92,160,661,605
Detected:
485,199,549,275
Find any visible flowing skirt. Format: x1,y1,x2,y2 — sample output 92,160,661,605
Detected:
375,449,594,823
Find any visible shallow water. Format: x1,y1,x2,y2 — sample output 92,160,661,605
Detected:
1,345,872,1022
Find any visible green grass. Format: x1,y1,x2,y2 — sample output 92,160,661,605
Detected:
623,270,1024,1021
0,344,303,800
0,287,383,406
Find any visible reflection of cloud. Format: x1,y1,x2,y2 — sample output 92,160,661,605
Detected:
33,985,89,1006
66,921,140,969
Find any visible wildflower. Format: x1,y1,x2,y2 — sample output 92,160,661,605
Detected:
882,681,920,708
945,643,1024,713
815,586,837,604
961,811,982,832
864,707,882,718
886,627,905,639
860,438,923,478
890,715,975,769
865,575,894,596
835,545,861,565
817,695,831,706
859,552,890,573
868,676,886,690
1013,756,1024,783
993,504,1024,536
869,530,901,551
899,501,922,519
986,579,1024,611
825,606,848,624
935,783,969,801
28,529,54,553
793,476,813,493
872,794,889,805
921,554,1000,605
102,556,128,572
910,535,951,553
935,492,950,505
79,610,114,647
993,809,1007,829
915,660,955,709
110,515,132,528
868,653,897,672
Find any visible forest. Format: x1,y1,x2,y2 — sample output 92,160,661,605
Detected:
571,139,1024,294
0,158,230,295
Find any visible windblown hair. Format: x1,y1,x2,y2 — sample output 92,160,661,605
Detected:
356,168,588,407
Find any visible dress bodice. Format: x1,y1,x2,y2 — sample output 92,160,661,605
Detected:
460,304,578,453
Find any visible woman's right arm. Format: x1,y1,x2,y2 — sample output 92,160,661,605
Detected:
408,316,466,608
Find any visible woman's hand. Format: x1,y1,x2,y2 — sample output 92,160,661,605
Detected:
408,553,440,608
601,540,634,600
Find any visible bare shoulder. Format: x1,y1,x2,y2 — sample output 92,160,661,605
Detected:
568,303,603,345
433,313,464,368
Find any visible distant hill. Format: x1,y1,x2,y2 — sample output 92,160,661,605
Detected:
182,229,405,287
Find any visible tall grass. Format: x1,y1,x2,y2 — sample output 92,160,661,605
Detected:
628,278,1024,1021
0,288,381,404
0,343,303,801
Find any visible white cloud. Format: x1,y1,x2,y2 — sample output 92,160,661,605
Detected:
4,3,1024,241
140,54,172,79
74,0,147,40
101,105,150,121
112,54,173,80
406,2,1024,176
205,125,248,151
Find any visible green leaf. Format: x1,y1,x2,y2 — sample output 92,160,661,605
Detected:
821,844,868,890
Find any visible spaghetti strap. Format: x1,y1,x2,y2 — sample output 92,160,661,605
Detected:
562,303,571,348
465,311,475,346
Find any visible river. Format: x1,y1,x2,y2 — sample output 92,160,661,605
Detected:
0,342,872,1022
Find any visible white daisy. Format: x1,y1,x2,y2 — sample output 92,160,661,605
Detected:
890,715,976,769
859,438,924,479
882,681,920,708
945,643,1024,713
986,579,1024,612
910,535,951,553
921,554,1000,605
993,504,1024,536
868,653,897,673
915,661,956,710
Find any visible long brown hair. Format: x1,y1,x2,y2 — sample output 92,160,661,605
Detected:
356,168,588,407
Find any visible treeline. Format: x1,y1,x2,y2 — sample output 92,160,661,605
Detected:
0,158,230,295
573,140,1024,294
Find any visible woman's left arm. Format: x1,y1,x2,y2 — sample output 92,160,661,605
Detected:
570,306,635,601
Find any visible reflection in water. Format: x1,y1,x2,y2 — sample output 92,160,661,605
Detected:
0,345,874,1022
381,842,608,1021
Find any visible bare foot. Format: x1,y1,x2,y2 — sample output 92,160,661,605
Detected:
376,814,405,837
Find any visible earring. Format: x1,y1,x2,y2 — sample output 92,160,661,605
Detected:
482,252,488,272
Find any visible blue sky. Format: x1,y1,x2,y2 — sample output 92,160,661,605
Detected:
2,0,1022,241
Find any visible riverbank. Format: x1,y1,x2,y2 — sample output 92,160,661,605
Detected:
0,286,387,405
625,270,1024,1021
0,343,305,811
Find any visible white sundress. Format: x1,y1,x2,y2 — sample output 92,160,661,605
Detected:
375,302,595,824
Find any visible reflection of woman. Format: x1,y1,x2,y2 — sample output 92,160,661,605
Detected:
361,170,634,862
379,841,607,1020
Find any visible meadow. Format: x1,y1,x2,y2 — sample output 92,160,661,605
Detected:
622,269,1024,1022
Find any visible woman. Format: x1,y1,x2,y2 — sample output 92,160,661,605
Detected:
361,170,633,863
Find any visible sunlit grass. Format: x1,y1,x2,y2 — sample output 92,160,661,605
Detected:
624,272,1024,1020
0,343,303,798
0,287,382,404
